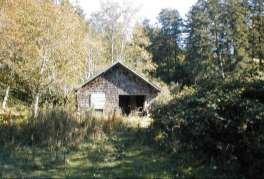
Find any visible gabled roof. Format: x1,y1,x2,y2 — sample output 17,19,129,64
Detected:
76,61,161,92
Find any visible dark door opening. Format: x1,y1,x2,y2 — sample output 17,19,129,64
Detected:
119,95,145,115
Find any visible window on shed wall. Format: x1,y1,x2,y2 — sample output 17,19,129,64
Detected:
91,92,106,111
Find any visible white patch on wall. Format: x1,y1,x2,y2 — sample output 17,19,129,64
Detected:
91,92,106,109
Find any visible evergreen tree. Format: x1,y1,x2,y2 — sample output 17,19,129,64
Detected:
185,0,252,83
226,0,250,71
249,0,264,64
185,0,215,83
145,9,184,83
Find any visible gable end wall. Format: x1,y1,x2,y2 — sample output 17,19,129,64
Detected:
77,65,159,113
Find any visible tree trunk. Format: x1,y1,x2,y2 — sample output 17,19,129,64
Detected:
33,92,40,118
219,52,225,79
111,35,115,63
120,36,125,61
87,49,93,79
2,86,10,109
33,50,46,117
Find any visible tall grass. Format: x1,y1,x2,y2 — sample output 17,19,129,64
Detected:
0,107,129,148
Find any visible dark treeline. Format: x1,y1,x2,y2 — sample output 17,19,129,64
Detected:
144,0,263,85
149,0,264,178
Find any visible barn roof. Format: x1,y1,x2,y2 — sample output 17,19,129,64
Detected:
76,61,161,92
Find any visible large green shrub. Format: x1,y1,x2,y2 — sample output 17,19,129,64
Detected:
152,77,264,178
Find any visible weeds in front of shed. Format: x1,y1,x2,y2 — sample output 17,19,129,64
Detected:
0,107,217,179
0,107,163,178
0,107,141,149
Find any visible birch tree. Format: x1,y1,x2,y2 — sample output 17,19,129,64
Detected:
90,1,137,63
0,3,21,109
1,0,88,116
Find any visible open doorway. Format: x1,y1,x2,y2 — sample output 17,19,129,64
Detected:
119,95,145,115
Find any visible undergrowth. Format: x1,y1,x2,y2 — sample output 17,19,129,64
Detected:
0,107,127,148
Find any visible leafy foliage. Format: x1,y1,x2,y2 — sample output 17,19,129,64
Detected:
144,9,185,83
0,0,88,114
150,1,264,178
152,70,264,177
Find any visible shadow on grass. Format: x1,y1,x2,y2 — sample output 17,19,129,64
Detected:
0,127,189,178
0,126,239,179
67,129,179,178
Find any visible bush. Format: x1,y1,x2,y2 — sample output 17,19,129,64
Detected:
151,78,264,178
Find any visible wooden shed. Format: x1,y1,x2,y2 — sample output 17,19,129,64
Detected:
76,61,160,115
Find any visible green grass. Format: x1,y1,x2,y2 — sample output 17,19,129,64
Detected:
0,127,237,178
0,129,181,178
0,108,233,179
0,105,230,179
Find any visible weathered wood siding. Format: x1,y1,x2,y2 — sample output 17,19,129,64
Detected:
77,64,159,113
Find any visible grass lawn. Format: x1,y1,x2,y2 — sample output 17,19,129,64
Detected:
0,128,183,178
0,112,226,179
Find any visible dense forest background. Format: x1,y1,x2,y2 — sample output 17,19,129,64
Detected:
0,0,263,178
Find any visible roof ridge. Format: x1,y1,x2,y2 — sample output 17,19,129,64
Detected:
76,61,160,92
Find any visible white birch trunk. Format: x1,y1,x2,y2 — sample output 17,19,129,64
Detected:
219,52,225,79
120,38,125,61
2,86,10,109
33,51,46,117
111,35,115,63
87,48,94,79
33,92,40,118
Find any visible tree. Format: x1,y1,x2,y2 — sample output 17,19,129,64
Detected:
185,0,252,83
90,1,137,63
224,0,250,71
85,24,106,79
185,0,215,83
124,23,156,75
151,0,264,177
0,2,22,109
0,0,88,116
249,0,264,64
145,9,184,83
87,1,156,77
